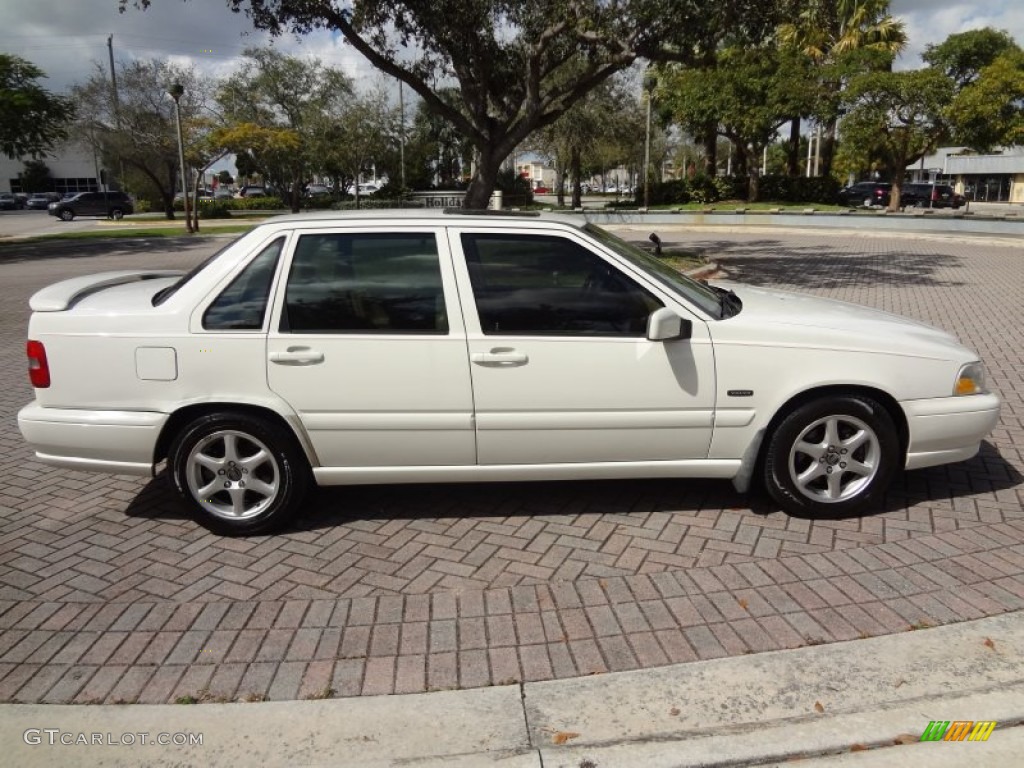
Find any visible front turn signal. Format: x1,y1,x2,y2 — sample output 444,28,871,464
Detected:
954,362,986,396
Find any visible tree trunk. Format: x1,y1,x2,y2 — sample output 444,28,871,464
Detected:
164,166,176,220
820,120,837,178
465,151,501,210
733,142,748,177
570,146,582,209
191,174,203,233
748,148,760,203
554,153,566,208
701,122,717,176
787,117,801,177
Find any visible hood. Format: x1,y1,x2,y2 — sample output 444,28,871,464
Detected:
712,282,974,362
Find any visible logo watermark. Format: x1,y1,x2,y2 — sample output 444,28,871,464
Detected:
920,721,997,742
23,729,203,747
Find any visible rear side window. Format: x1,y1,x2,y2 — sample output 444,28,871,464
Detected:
202,238,284,330
283,232,447,334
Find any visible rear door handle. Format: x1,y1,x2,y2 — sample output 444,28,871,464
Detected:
269,347,324,365
471,349,528,366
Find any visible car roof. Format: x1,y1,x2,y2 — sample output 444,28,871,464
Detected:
260,209,586,230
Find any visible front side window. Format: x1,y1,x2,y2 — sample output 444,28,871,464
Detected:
202,237,284,330
461,233,662,336
283,232,447,334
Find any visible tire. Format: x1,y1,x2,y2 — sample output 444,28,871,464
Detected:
863,197,874,208
59,209,74,221
764,395,899,517
111,208,124,220
168,411,311,535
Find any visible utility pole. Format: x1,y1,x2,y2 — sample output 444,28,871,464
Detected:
643,89,652,209
107,35,120,118
107,35,124,192
399,81,406,190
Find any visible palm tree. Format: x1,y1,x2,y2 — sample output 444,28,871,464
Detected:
779,0,907,177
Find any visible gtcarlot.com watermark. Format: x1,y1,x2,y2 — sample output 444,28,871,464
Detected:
23,729,203,747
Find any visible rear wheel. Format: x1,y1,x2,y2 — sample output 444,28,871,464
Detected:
764,395,899,517
59,209,74,221
168,412,310,534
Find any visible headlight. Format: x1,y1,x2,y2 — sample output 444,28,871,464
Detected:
954,362,986,396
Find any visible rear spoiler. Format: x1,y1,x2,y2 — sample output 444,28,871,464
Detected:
29,270,185,312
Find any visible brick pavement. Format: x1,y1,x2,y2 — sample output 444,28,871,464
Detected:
0,229,1021,704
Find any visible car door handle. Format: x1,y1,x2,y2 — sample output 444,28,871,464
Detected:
269,347,324,365
471,349,529,366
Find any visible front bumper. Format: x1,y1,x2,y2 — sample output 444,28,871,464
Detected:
903,392,1001,470
17,402,167,476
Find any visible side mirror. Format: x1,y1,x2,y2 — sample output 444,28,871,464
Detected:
647,307,692,342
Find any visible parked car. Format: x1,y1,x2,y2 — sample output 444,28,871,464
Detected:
837,181,892,208
345,182,380,196
305,184,332,199
898,183,964,209
236,185,275,198
0,192,19,210
17,211,1000,534
47,191,134,221
25,192,60,210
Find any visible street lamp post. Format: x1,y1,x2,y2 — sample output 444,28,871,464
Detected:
168,83,192,234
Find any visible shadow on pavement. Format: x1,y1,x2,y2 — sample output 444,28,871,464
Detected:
0,235,234,264
123,439,1021,535
674,238,966,289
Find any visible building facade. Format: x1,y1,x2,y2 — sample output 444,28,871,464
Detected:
1,140,100,196
914,146,1024,204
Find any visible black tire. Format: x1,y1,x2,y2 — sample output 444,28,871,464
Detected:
168,411,311,535
764,395,899,517
59,209,74,222
111,208,124,220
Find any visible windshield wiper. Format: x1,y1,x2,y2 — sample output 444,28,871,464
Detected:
708,284,741,318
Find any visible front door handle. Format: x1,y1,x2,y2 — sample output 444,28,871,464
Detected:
471,349,529,366
269,347,324,365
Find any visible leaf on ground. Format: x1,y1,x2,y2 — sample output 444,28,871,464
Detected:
598,579,608,590
849,744,869,752
737,598,749,610
669,707,681,716
983,637,996,650
553,731,581,745
894,734,919,745
814,701,825,713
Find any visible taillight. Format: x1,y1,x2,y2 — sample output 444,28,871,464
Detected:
26,340,50,388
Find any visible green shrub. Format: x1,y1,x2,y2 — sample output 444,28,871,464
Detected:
331,199,427,210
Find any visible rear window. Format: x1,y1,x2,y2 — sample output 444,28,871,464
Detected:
151,236,245,306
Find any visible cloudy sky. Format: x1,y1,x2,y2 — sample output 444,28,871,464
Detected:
2,1,1021,94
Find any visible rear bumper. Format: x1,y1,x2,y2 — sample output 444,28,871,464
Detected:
17,402,166,476
903,393,1001,470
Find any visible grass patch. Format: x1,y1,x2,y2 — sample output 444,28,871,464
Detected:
642,201,849,212
0,224,256,246
659,248,706,273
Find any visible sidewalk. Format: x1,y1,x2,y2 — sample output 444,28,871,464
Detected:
3,611,1021,767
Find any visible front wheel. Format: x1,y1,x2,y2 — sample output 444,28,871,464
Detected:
110,208,124,220
59,209,74,221
764,395,899,517
168,412,311,534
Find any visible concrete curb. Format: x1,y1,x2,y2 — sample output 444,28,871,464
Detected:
2,612,1020,767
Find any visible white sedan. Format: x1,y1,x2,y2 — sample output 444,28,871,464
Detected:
18,211,1000,534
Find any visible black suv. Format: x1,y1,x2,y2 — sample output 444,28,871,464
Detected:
898,183,963,209
48,191,134,221
837,181,891,208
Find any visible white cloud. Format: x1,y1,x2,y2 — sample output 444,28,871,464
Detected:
891,0,1024,67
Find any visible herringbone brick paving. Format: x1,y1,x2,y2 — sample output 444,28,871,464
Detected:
0,228,1021,703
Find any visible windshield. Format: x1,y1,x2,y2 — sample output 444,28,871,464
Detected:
583,223,725,318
